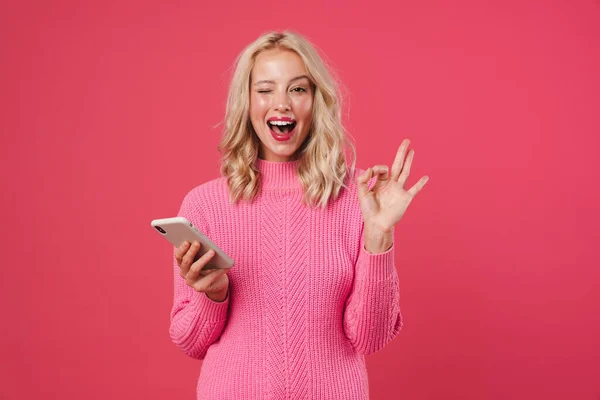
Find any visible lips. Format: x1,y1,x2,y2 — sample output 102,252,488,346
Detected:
267,116,296,135
265,117,295,142
267,116,295,122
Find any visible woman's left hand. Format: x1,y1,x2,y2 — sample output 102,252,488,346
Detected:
357,139,429,233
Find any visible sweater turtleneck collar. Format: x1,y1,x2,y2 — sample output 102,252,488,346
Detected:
256,158,302,190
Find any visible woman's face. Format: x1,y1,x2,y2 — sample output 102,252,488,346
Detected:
249,49,314,162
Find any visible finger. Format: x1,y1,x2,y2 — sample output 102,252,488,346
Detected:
407,175,430,198
186,249,215,284
370,165,390,191
390,139,410,181
193,268,227,293
357,167,373,198
180,241,200,277
371,165,389,180
398,149,414,187
175,241,190,265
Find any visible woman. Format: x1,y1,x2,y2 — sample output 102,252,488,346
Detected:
169,31,429,399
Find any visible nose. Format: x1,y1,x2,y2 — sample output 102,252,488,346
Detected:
274,90,291,112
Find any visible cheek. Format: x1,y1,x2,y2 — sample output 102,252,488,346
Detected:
293,96,313,121
250,95,270,119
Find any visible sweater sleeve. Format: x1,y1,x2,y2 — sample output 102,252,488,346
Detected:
168,189,230,360
342,228,403,355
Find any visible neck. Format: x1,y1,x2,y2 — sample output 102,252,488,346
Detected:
256,158,302,190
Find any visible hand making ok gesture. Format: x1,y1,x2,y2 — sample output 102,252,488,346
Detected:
357,139,429,233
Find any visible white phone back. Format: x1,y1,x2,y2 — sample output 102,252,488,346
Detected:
151,216,234,271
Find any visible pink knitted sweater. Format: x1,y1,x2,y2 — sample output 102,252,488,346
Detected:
169,158,402,400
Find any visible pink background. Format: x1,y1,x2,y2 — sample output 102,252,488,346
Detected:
1,1,599,399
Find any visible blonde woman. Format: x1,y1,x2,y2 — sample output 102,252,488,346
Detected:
170,31,429,399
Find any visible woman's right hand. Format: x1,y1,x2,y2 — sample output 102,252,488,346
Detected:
175,241,229,302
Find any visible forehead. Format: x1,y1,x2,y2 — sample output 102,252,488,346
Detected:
251,49,308,82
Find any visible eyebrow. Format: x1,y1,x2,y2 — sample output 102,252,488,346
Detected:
253,75,311,86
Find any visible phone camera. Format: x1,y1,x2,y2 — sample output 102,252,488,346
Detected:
155,226,166,234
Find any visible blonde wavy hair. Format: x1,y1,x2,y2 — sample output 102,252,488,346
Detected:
217,30,356,209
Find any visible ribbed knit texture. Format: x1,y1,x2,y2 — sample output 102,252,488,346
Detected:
169,159,403,400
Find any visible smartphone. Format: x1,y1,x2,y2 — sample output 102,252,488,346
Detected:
151,216,234,273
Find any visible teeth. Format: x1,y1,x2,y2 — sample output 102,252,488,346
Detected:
269,120,294,126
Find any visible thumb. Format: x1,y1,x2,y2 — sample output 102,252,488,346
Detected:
357,168,372,198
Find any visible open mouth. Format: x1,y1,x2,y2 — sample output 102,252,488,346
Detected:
267,120,296,135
